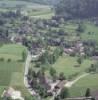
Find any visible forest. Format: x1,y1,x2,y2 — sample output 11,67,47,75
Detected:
55,0,98,19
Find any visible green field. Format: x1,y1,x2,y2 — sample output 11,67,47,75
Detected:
0,44,30,99
28,7,54,19
70,74,98,97
52,55,93,78
64,22,98,42
81,23,98,42
0,44,27,61
52,55,98,97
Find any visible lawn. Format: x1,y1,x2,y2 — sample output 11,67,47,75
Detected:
52,55,94,78
0,44,31,99
70,73,98,97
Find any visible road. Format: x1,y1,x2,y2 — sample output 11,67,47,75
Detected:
24,52,41,100
24,52,37,95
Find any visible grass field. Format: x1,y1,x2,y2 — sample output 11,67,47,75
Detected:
28,7,54,19
81,23,98,42
0,44,30,99
70,73,98,97
0,0,54,19
52,54,98,97
57,21,98,42
0,44,27,61
52,55,94,78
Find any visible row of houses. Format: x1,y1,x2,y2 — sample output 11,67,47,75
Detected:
64,41,85,56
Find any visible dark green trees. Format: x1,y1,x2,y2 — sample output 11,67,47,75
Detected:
22,51,27,61
85,88,91,97
55,0,98,19
60,87,69,99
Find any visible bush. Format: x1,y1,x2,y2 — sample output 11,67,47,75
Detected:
0,58,4,62
7,58,11,62
34,62,41,68
59,72,66,81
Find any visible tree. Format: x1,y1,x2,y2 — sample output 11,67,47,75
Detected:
22,51,27,61
85,88,91,97
77,57,82,65
77,23,85,33
59,72,66,80
38,85,47,98
49,67,56,77
60,87,69,99
89,64,96,72
54,95,60,100
55,0,98,19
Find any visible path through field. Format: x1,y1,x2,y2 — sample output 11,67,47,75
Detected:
65,73,89,88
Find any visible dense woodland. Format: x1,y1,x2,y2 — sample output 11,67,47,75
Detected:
55,0,98,19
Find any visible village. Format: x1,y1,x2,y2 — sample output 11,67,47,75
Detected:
0,1,98,100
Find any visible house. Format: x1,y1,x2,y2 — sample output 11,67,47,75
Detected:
92,56,98,60
64,48,74,54
64,41,85,56
92,90,98,100
14,36,23,44
1,87,24,100
0,35,11,43
55,80,66,89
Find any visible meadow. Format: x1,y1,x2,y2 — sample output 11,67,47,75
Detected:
0,0,53,19
0,44,30,99
52,55,94,78
70,74,98,97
